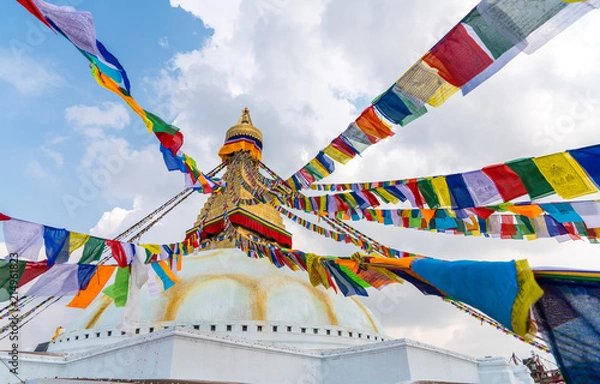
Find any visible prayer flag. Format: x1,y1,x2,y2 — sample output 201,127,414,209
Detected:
462,170,501,206
571,201,600,229
446,174,476,209
417,178,440,208
43,226,70,266
533,275,600,383
341,122,374,151
477,0,567,46
423,23,493,87
482,164,528,202
26,264,80,296
323,144,353,164
34,0,100,58
568,144,600,188
506,158,554,199
411,258,542,336
461,7,514,59
151,260,178,291
3,219,44,261
355,106,394,141
68,232,89,254
17,0,54,30
79,236,105,264
103,266,130,307
67,265,116,309
533,152,597,199
18,261,50,288
107,240,128,268
431,176,453,208
77,264,97,290
0,259,26,301
541,203,584,223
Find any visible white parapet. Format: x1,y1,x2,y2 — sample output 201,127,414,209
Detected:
0,327,531,384
478,356,535,384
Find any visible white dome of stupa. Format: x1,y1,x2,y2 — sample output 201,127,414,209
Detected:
50,249,386,353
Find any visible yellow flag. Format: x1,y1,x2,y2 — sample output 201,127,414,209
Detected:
309,158,329,178
375,188,400,204
427,81,460,107
431,176,452,208
397,62,437,101
306,254,329,289
141,244,163,255
91,65,153,132
533,152,597,199
323,144,352,164
69,232,90,254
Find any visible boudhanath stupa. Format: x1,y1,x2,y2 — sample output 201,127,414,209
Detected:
5,0,600,382
0,112,534,384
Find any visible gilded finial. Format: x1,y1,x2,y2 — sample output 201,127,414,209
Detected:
238,107,253,125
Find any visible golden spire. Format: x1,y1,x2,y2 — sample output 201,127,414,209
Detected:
238,107,253,125
224,108,263,143
191,109,291,250
219,108,263,161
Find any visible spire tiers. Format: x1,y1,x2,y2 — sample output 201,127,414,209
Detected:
189,111,291,250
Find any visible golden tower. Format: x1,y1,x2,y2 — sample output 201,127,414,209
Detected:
188,109,292,249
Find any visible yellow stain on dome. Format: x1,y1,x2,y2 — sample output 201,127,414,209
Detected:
81,251,380,333
162,274,264,322
162,273,339,325
350,297,379,333
84,295,114,330
257,275,339,326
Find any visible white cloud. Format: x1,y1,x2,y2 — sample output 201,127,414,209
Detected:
0,48,62,95
90,201,140,238
13,0,600,360
158,37,170,48
26,159,51,180
74,134,207,243
41,146,64,168
65,102,131,137
169,0,242,42
147,0,600,360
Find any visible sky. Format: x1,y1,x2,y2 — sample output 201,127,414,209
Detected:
1,0,600,364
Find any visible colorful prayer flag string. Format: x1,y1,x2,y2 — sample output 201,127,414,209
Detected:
287,1,599,188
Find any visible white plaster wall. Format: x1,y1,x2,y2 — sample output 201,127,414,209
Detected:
0,330,534,384
404,341,480,383
0,353,64,384
320,345,412,384
59,335,175,380
170,334,321,384
478,357,535,384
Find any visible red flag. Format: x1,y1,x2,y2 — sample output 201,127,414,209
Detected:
0,213,10,221
423,24,493,87
406,179,425,208
106,240,128,268
18,261,51,287
471,207,495,220
482,164,528,202
16,0,54,30
155,131,184,155
361,190,381,209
